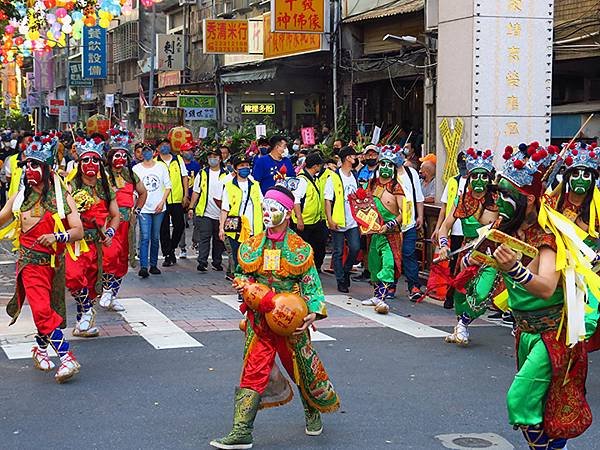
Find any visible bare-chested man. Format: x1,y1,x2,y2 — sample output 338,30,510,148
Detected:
361,146,405,314
0,135,84,383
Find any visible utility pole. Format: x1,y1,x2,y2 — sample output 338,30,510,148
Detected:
65,34,71,129
148,3,157,105
332,0,339,134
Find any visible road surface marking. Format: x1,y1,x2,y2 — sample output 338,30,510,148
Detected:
118,298,203,349
0,305,58,359
212,295,336,342
325,295,449,338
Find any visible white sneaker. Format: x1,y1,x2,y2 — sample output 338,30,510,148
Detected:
55,351,80,384
109,299,125,312
361,297,380,306
32,346,55,371
99,291,113,309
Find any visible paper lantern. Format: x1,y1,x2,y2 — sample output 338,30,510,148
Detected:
265,292,308,337
168,126,193,153
86,114,110,137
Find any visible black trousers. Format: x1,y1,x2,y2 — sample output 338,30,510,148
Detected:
160,203,185,258
297,220,328,271
194,216,224,267
445,234,465,301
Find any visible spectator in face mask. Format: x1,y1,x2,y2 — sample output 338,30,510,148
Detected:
189,149,227,272
156,138,190,267
357,144,380,183
292,138,301,153
178,142,201,258
220,145,233,173
257,137,270,157
251,135,295,194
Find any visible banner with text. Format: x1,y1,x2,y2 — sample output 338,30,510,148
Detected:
177,95,217,121
263,13,322,59
143,107,185,143
82,25,107,79
271,0,327,33
203,19,249,54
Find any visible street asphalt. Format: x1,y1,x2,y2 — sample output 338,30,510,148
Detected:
1,238,600,449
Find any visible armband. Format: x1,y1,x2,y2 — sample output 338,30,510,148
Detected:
105,227,116,238
53,232,70,243
507,261,533,284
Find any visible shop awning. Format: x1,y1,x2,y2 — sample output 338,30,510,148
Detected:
552,101,600,115
220,67,277,85
344,0,424,23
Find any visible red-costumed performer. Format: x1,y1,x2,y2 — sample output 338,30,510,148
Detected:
100,128,147,311
66,137,120,337
0,135,84,382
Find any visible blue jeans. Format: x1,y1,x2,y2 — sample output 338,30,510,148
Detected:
331,227,360,284
139,212,165,269
402,226,421,290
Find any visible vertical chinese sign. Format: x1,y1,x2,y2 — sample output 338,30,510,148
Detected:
471,0,553,157
83,25,107,79
263,13,322,59
156,34,184,71
203,19,249,54
33,51,54,93
271,0,328,33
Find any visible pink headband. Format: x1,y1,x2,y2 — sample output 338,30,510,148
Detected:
264,189,294,211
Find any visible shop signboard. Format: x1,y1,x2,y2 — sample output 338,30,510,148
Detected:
69,61,93,87
82,25,107,79
241,103,275,115
301,127,315,145
177,95,217,121
263,13,322,60
203,19,249,54
142,107,185,143
59,106,78,123
48,99,65,116
156,34,184,71
271,0,328,33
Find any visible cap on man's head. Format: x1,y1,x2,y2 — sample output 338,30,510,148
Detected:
364,144,380,154
232,154,251,167
339,146,357,161
419,153,437,164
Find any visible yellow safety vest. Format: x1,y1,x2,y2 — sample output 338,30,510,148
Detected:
195,167,227,216
224,179,263,240
157,155,186,204
329,170,351,228
297,171,322,225
7,154,22,198
317,168,334,221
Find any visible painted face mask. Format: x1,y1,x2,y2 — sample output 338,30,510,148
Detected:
262,198,288,228
568,168,593,195
497,179,520,220
24,160,44,186
379,160,395,179
80,154,101,177
469,170,490,193
112,151,128,169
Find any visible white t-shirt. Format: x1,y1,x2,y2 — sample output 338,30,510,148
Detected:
293,177,308,204
398,166,425,231
324,170,358,231
133,162,172,214
441,176,468,236
221,180,260,235
193,169,225,220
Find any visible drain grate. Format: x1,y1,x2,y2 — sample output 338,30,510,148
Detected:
452,437,494,448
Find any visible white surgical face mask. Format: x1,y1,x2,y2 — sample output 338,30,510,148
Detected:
281,147,289,158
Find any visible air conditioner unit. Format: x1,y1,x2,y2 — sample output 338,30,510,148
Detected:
217,0,234,17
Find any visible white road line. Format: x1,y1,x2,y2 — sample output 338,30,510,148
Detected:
325,295,449,338
212,295,336,342
0,305,58,359
118,298,203,349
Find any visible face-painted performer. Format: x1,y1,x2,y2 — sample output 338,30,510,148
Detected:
437,147,499,345
359,145,405,314
0,135,84,383
100,128,147,311
210,185,339,449
65,137,120,337
494,142,599,450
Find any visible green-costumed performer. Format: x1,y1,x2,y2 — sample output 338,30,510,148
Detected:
437,147,499,345
210,184,339,450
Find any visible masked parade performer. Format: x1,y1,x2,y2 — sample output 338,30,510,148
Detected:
100,129,147,311
210,185,339,450
66,137,120,337
359,145,404,314
0,135,84,383
492,142,599,450
544,141,600,351
437,148,499,345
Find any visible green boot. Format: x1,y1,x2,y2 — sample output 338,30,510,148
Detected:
300,394,323,436
210,388,261,449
